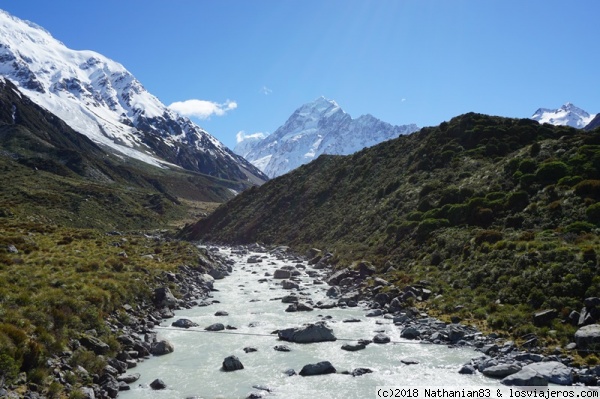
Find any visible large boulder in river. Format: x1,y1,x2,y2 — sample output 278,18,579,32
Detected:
171,318,199,329
222,355,244,371
522,361,573,385
299,361,336,376
575,324,600,351
278,321,336,343
150,340,174,356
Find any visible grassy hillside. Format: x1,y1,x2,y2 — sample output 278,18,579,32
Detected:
185,113,600,350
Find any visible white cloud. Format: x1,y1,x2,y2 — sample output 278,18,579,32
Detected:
260,86,273,95
168,99,237,119
401,98,407,102
236,130,267,143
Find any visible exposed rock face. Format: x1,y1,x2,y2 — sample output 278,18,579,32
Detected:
278,322,337,343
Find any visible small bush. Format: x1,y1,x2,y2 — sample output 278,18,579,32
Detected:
564,221,596,234
575,180,600,200
535,161,570,184
586,203,600,224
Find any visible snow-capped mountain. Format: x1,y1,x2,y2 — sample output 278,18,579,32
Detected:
0,10,266,183
531,103,596,129
234,97,419,178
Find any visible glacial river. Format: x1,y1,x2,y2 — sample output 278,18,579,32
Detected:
120,247,499,399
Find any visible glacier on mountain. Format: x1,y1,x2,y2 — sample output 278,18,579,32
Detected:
235,96,419,178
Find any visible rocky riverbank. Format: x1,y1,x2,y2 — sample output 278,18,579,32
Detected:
302,246,600,387
0,236,234,399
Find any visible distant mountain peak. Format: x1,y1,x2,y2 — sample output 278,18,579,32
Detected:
234,98,418,178
531,102,595,129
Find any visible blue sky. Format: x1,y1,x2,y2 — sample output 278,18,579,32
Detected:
1,1,599,149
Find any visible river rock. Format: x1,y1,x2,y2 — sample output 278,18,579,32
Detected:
299,361,336,376
373,333,391,344
281,295,299,303
222,355,244,371
341,343,366,351
278,322,337,343
522,361,573,385
575,324,600,350
284,368,297,376
351,367,373,377
205,323,225,331
401,327,420,340
244,347,258,353
154,287,178,308
401,358,420,365
274,269,291,279
80,335,110,355
366,309,383,317
481,363,521,378
150,340,174,356
215,311,229,316
501,368,548,386
117,373,140,384
171,318,199,328
282,280,300,290
458,364,476,374
326,286,342,298
150,378,167,390
327,268,353,286
274,345,291,352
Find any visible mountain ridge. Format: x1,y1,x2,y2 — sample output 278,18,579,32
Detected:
0,9,267,184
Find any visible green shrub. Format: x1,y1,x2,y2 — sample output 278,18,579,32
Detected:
535,161,570,184
575,180,600,200
586,203,600,224
416,218,450,239
474,230,503,246
557,175,583,187
564,221,596,234
518,159,537,174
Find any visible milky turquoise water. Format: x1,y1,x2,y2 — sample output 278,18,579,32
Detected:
119,247,499,399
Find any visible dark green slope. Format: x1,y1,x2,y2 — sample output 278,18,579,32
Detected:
185,113,600,342
0,78,250,229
